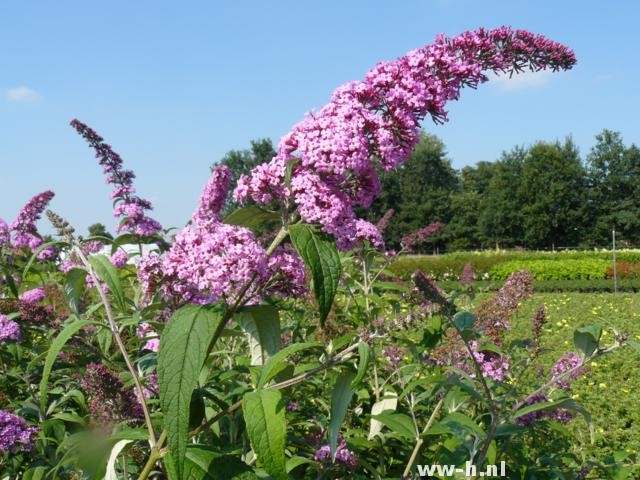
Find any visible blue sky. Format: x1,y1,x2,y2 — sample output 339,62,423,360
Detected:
1,1,639,234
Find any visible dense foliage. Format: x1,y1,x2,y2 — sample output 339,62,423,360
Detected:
2,26,638,480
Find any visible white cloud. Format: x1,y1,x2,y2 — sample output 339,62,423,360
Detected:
489,70,553,92
5,86,41,103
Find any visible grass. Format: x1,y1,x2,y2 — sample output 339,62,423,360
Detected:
510,292,640,470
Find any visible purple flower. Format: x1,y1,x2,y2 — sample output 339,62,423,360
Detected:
530,305,546,356
551,352,585,389
70,120,162,237
0,410,38,453
0,314,20,342
19,287,46,304
0,219,9,247
81,363,143,426
142,338,159,353
382,345,404,370
314,438,357,468
460,262,475,287
469,341,510,382
265,246,307,297
192,165,232,223
401,222,444,252
234,28,575,251
9,191,55,254
111,249,128,268
375,209,395,235
286,401,299,412
514,394,573,426
161,221,269,304
514,393,549,426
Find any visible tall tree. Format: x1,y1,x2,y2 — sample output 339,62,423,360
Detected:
518,138,586,249
585,130,640,245
87,223,113,239
368,133,458,250
478,147,526,249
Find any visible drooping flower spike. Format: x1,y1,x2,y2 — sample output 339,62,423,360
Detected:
235,27,576,250
70,120,162,237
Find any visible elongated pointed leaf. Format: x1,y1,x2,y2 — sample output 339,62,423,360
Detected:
371,411,416,439
368,391,398,440
88,254,127,311
223,206,280,228
64,268,87,315
237,305,280,366
351,341,370,388
40,318,94,412
329,371,355,460
183,445,259,480
288,224,341,326
258,342,322,388
158,305,222,479
242,390,287,480
574,324,602,358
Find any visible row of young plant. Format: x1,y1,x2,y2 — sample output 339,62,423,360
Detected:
390,254,640,282
3,26,638,479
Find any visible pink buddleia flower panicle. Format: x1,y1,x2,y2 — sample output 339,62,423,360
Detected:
137,169,306,306
70,119,162,237
19,287,46,304
459,262,475,287
401,222,444,252
110,249,128,268
9,190,55,254
192,165,232,223
0,314,21,342
551,352,586,389
0,410,38,453
0,218,9,247
375,209,395,234
234,27,575,250
81,363,143,427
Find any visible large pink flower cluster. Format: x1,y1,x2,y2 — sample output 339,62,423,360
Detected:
138,165,306,305
234,27,575,250
70,120,162,237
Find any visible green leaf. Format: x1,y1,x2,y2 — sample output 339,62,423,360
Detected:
629,340,640,353
288,224,341,326
284,159,300,188
258,342,322,388
242,389,287,480
39,318,94,412
64,268,87,315
329,370,355,460
1,264,19,298
371,411,416,439
88,254,127,311
223,206,280,228
183,445,259,480
236,305,280,366
351,341,370,388
453,311,475,331
574,324,602,358
105,440,132,480
158,305,222,480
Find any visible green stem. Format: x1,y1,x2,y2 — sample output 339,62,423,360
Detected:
402,396,445,479
74,245,157,446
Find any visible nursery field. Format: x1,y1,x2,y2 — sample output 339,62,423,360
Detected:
509,292,640,474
